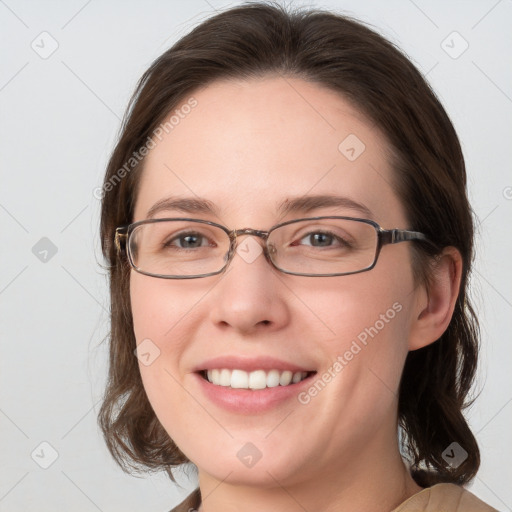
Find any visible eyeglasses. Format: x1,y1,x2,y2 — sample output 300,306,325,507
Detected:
114,216,430,279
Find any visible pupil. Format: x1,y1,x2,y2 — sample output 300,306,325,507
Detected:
311,233,331,246
181,234,201,248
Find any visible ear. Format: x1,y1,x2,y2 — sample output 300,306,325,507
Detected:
408,246,463,351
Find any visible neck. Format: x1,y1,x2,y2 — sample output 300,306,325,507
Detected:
196,426,422,512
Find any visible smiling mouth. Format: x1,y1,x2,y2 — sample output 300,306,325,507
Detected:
199,368,316,390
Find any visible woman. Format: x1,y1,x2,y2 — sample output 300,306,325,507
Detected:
97,2,497,510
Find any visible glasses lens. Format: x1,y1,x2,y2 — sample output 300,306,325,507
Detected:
129,220,230,277
268,218,378,275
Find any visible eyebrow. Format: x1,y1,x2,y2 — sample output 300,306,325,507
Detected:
276,194,373,218
146,194,373,220
146,196,220,218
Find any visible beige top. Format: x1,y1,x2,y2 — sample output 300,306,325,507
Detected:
168,484,499,512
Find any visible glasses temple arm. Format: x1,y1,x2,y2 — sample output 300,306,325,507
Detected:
114,228,128,254
380,229,430,245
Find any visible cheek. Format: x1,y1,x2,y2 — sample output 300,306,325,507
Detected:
130,272,176,322
303,272,411,349
129,273,202,346
303,262,414,400
129,274,198,445
129,273,184,391
297,285,411,443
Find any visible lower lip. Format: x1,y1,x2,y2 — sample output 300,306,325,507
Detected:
193,372,316,414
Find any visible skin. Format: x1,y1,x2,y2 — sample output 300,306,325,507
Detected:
129,76,462,512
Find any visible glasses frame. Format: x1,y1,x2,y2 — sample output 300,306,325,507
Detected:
115,216,431,279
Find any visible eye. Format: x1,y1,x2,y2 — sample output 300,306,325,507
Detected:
292,231,351,249
164,231,213,249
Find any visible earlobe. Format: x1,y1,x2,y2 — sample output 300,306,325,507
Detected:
408,247,463,351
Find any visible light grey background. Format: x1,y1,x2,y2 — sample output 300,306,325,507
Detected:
1,0,511,510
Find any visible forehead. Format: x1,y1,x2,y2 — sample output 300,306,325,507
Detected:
133,76,406,227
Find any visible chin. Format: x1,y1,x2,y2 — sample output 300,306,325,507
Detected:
197,458,304,488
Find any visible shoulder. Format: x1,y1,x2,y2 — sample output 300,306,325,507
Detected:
392,483,499,512
169,484,497,512
168,488,201,512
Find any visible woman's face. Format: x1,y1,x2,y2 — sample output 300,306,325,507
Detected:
130,77,422,486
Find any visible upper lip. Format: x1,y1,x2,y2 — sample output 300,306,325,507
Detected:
193,355,316,373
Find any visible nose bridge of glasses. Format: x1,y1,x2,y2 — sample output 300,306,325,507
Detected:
230,228,274,258
233,227,269,240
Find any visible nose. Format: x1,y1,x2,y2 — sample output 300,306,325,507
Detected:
208,234,290,335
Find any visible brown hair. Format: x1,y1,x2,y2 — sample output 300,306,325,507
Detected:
98,1,480,486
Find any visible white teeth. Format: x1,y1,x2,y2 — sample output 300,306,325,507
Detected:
230,369,248,389
204,369,311,389
266,369,280,388
249,370,267,390
292,371,304,384
220,368,231,386
279,370,293,386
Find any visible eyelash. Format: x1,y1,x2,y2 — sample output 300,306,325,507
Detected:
163,229,352,250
